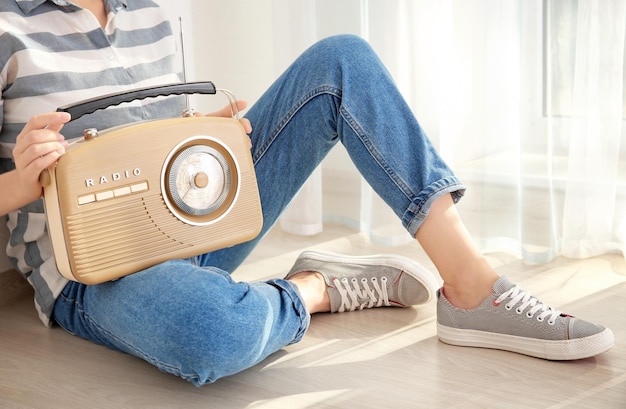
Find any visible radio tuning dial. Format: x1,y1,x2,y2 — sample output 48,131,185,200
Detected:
164,143,233,218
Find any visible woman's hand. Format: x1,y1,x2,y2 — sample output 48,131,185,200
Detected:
204,100,252,135
12,112,71,204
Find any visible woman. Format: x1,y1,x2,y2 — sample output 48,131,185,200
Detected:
0,0,613,386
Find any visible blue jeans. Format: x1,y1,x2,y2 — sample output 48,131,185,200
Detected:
53,35,465,386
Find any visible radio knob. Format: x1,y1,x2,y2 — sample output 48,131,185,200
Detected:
193,172,209,189
83,128,98,141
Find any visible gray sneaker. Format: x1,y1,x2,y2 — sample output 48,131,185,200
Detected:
437,276,614,360
285,251,439,313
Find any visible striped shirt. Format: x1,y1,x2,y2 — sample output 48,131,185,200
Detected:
1,0,185,325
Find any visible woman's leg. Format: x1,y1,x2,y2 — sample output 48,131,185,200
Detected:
201,34,611,361
198,34,464,272
422,194,613,360
415,194,498,309
53,260,309,386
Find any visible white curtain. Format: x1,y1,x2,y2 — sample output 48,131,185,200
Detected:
558,0,626,258
187,0,626,263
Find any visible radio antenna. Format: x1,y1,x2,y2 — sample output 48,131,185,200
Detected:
178,17,193,115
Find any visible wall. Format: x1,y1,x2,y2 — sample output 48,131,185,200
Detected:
168,0,277,115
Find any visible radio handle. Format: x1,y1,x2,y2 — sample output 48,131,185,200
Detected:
56,82,217,121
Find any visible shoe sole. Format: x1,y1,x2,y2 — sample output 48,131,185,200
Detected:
437,323,615,360
297,251,440,304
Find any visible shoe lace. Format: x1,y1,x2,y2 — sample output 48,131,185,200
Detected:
332,276,390,312
494,285,562,325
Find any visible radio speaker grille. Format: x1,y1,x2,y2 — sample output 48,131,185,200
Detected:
65,195,189,275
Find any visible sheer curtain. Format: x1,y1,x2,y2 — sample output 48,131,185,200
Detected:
558,0,626,258
187,0,626,263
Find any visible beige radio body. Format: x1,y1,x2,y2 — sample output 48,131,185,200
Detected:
42,91,263,284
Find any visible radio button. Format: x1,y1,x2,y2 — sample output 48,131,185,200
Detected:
131,182,148,193
95,190,114,201
77,194,96,205
114,186,132,197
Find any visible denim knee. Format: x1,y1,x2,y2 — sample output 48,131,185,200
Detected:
157,284,299,386
312,33,372,56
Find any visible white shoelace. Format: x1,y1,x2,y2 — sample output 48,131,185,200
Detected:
333,276,390,312
494,285,562,325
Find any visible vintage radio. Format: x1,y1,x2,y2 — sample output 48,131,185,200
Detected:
40,82,263,284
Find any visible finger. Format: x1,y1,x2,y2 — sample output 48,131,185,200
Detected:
22,112,71,134
14,147,63,193
239,118,252,134
205,100,248,118
26,140,68,159
27,149,64,175
15,112,71,157
234,99,247,112
14,134,67,167
14,128,67,157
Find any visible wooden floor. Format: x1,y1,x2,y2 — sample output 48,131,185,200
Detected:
1,223,625,409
